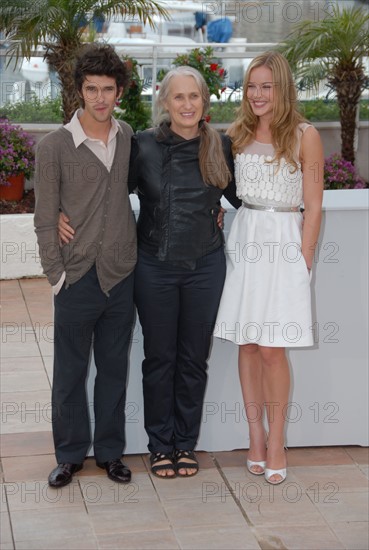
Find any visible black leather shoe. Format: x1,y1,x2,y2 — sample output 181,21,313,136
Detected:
96,458,131,483
48,463,83,488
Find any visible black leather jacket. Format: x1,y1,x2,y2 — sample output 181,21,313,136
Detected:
129,124,241,268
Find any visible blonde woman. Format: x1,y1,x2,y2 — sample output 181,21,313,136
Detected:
215,51,324,484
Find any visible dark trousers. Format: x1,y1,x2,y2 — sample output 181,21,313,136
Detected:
52,265,134,463
134,247,226,453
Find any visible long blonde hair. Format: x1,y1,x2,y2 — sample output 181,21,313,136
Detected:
229,51,305,170
155,66,231,189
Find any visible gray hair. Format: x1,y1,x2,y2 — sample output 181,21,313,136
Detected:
154,66,231,189
155,66,210,126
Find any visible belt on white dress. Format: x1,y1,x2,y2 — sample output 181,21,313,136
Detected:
242,201,300,213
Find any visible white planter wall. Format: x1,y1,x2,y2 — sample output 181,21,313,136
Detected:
93,190,368,452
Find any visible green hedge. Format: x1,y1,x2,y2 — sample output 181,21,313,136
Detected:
1,95,368,125
209,99,369,123
0,95,63,123
299,99,368,122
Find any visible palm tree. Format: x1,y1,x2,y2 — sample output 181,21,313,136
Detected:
0,0,167,123
280,5,369,165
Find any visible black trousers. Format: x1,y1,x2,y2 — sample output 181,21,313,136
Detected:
134,247,226,453
52,265,134,463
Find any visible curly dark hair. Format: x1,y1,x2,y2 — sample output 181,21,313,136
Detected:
74,43,130,106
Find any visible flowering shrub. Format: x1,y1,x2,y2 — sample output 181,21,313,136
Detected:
0,118,35,186
159,47,226,99
115,57,151,132
324,153,367,190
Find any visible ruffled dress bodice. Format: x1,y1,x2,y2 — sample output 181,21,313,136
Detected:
234,124,310,208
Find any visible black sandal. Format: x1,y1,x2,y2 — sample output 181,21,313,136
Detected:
150,452,177,479
174,450,199,477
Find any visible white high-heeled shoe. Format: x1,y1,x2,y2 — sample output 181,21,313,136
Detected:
247,459,266,476
247,430,268,475
264,467,287,485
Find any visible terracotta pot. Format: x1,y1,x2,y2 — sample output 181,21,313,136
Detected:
0,174,25,202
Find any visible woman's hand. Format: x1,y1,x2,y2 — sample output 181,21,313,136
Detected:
304,257,312,272
58,212,75,245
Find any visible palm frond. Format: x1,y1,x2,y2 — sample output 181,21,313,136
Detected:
282,5,369,70
280,4,369,164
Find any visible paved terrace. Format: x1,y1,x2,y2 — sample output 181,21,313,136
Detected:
0,278,368,550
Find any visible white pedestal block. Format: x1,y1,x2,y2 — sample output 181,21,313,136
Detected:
85,190,369,454
0,214,43,279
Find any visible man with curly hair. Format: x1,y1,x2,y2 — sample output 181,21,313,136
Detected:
34,44,137,487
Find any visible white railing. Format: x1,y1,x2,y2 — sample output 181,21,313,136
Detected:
0,40,279,110
2,41,366,113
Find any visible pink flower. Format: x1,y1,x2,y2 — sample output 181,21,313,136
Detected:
324,153,368,190
0,118,35,186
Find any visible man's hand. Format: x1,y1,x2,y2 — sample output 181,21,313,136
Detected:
58,212,75,245
217,207,226,230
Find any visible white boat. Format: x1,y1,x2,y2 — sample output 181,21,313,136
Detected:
10,45,54,104
20,46,49,84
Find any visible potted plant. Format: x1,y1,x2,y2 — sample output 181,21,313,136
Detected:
0,117,35,201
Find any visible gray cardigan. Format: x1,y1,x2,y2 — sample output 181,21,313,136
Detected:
34,121,137,294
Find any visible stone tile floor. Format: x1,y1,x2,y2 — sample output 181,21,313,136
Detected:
0,279,368,549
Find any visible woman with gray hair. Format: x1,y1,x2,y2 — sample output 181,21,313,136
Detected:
130,66,241,478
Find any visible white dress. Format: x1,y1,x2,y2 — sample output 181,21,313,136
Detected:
215,123,313,347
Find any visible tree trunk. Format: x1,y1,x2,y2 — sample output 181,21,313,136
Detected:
329,66,366,165
45,41,82,124
56,59,80,124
